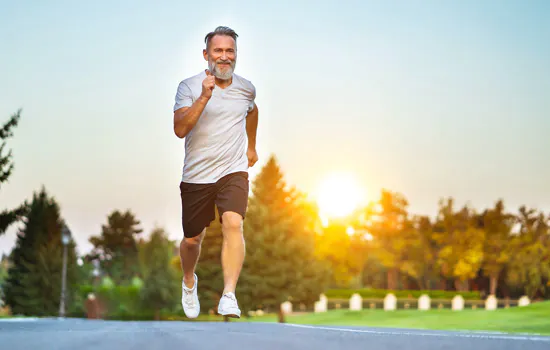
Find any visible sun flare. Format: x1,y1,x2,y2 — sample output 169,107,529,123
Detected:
314,172,366,223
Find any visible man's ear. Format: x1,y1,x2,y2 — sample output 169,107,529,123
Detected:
203,49,208,61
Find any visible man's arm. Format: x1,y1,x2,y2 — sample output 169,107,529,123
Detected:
246,103,259,167
173,71,215,139
173,96,209,138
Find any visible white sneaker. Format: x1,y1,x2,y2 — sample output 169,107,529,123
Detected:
182,273,200,318
217,292,241,318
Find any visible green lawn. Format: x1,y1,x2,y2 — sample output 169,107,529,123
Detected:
245,301,550,336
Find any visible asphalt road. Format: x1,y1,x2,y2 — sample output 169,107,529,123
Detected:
1,318,549,350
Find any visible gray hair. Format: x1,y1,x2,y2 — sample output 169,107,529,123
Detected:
204,26,238,50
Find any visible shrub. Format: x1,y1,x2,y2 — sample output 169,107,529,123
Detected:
324,288,481,300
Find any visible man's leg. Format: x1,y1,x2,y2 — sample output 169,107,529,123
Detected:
180,228,206,289
215,172,249,318
220,212,245,294
179,180,216,318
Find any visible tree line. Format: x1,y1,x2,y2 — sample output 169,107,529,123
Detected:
0,110,548,320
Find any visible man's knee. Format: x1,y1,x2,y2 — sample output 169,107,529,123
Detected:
183,229,206,246
222,212,243,233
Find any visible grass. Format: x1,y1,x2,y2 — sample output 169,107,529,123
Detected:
2,302,549,336
243,301,550,336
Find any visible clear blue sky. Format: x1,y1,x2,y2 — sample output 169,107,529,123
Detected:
1,0,549,256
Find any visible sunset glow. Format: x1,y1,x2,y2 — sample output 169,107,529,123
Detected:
315,172,366,223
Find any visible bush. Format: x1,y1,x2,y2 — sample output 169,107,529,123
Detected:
324,288,481,300
76,284,142,317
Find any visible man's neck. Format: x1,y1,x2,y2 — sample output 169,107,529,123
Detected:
215,76,232,89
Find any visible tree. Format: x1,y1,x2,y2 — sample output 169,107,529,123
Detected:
478,200,514,295
363,190,413,290
434,198,485,292
506,207,550,298
138,227,179,320
4,187,78,316
314,220,366,288
411,215,442,290
0,109,28,235
88,210,143,285
240,155,330,322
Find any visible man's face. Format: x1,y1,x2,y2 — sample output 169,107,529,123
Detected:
203,35,236,80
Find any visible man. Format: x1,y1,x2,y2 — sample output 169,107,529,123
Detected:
172,26,258,319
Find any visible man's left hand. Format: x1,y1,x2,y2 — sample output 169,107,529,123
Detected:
247,148,258,167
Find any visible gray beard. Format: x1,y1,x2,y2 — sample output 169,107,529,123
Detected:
209,60,235,80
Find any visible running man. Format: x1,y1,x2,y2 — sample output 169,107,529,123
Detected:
172,26,258,319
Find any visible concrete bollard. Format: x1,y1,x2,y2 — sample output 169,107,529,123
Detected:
350,293,362,311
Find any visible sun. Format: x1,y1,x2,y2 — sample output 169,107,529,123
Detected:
314,172,366,223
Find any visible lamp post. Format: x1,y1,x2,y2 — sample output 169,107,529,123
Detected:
59,224,71,318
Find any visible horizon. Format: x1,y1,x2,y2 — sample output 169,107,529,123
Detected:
1,0,549,256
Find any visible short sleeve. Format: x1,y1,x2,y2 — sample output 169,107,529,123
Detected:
247,83,256,112
173,81,194,112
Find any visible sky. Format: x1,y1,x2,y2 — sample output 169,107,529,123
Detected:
1,0,549,256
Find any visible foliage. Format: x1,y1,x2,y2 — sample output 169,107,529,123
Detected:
434,199,485,291
88,210,143,285
0,109,28,235
506,207,550,298
138,227,179,319
478,200,515,294
240,155,330,317
324,288,481,300
4,187,78,316
314,220,366,288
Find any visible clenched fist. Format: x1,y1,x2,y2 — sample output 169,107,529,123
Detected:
201,69,216,99
247,147,258,168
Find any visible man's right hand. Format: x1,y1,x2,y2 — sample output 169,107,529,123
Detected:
201,70,215,99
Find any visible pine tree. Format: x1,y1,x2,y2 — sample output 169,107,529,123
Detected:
139,227,179,320
88,210,143,285
0,109,29,235
4,187,78,316
240,155,330,321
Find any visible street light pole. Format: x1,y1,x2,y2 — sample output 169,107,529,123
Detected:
59,224,71,318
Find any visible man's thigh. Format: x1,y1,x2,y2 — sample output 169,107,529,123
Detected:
215,172,249,222
180,181,217,238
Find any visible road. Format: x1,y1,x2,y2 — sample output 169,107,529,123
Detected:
1,318,549,350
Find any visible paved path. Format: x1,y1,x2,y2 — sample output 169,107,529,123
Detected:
1,318,549,350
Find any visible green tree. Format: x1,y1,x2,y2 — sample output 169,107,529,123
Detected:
478,199,514,295
4,187,78,316
0,254,9,304
88,210,143,285
314,220,366,288
411,215,443,290
138,227,179,320
434,198,484,292
506,207,550,298
363,190,413,290
241,155,330,321
0,109,28,235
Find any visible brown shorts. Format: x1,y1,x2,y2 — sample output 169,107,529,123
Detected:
179,171,249,238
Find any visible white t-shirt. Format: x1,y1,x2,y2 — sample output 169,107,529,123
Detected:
173,70,256,184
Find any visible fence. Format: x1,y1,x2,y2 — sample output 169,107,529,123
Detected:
279,293,532,315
